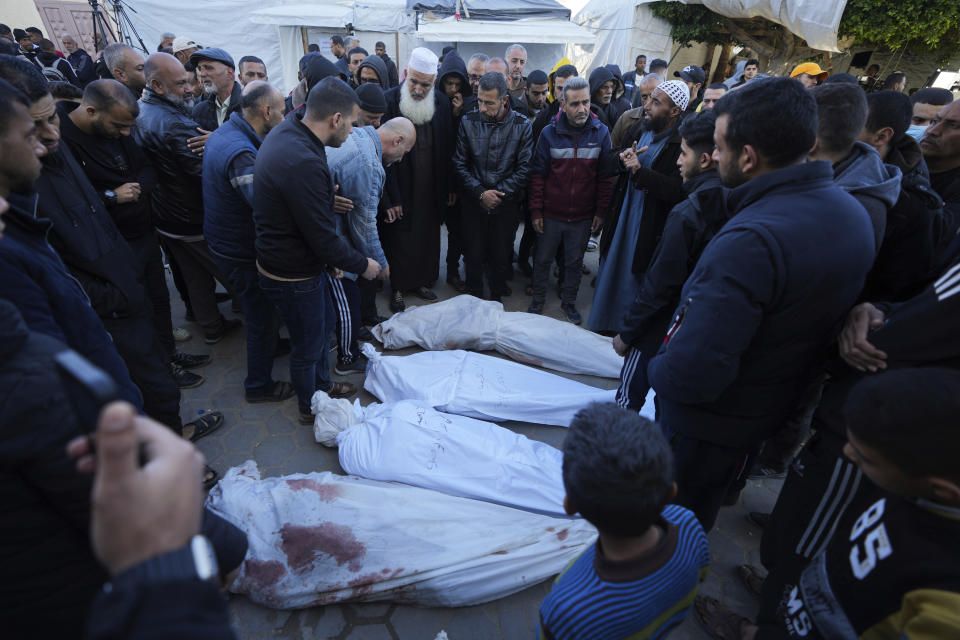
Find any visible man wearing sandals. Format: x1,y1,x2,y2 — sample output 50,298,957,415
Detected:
254,77,381,425
203,80,296,405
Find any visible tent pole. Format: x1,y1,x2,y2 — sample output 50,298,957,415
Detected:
394,32,399,62
301,27,309,54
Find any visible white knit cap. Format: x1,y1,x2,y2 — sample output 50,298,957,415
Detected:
655,79,690,111
407,47,439,76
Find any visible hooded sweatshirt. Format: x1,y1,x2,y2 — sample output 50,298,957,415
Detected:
437,50,474,120
547,57,575,103
604,63,631,125
286,54,341,114
588,65,616,129
357,53,389,90
833,141,903,254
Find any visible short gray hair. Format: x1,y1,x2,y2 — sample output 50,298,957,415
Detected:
103,42,134,73
161,32,176,39
505,44,526,58
468,53,489,66
60,33,74,41
561,76,589,102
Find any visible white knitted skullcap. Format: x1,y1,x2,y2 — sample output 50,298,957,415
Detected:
655,79,690,111
407,47,439,76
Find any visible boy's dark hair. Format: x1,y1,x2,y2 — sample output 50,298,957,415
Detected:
562,403,674,536
911,87,954,107
745,58,759,68
306,76,358,120
810,82,868,155
649,58,668,73
0,54,49,102
26,27,43,36
714,77,817,169
307,43,319,53
330,35,344,47
679,109,718,156
478,71,508,99
375,41,385,49
46,80,80,101
706,82,726,91
347,46,367,59
635,54,646,63
0,24,11,36
865,90,911,144
0,77,31,132
843,368,960,481
554,64,578,80
38,38,56,52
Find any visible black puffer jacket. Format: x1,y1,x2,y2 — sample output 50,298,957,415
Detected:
192,81,243,132
134,88,204,235
453,104,534,202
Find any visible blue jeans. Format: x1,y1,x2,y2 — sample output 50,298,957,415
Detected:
258,273,331,414
214,257,280,397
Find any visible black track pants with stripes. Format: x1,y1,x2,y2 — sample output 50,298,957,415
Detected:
326,274,361,363
756,428,868,624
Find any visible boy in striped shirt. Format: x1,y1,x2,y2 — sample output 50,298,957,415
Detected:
538,403,710,639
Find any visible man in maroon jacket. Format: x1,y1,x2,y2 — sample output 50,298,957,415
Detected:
527,76,616,324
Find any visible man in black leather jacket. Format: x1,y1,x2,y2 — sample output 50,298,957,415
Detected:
453,71,533,301
135,52,238,344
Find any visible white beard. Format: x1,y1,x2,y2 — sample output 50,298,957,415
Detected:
399,82,436,125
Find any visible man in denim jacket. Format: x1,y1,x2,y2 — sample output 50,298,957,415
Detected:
325,117,416,373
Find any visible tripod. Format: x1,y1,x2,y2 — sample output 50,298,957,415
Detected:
87,0,148,54
88,0,116,53
110,0,149,54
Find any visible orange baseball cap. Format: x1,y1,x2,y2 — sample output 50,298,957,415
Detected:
790,62,828,81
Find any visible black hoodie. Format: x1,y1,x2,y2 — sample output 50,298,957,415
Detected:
604,63,631,125
357,53,389,90
436,50,474,123
588,66,616,129
285,54,341,114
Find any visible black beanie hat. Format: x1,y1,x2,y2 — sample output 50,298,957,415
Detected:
356,83,386,113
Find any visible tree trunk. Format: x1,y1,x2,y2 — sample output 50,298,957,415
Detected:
712,44,733,83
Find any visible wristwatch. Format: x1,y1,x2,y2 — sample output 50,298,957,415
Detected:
108,535,219,592
103,189,118,206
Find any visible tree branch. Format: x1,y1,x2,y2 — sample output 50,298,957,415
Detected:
724,18,776,58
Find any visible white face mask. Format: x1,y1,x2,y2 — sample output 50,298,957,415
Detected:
906,123,927,141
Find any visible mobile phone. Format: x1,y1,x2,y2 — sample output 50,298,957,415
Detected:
55,349,121,435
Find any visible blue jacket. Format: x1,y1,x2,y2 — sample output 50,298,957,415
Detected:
647,161,876,448
325,126,388,278
0,194,142,409
203,111,261,262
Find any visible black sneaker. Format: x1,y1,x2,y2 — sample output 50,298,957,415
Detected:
171,363,204,389
527,301,544,315
561,304,582,325
446,275,468,293
411,286,438,301
357,325,374,342
334,353,369,376
204,317,242,344
171,352,211,369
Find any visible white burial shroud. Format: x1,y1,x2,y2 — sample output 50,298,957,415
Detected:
208,461,596,609
360,343,617,427
313,395,570,516
371,295,624,378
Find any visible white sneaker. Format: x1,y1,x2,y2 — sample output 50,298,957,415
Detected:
586,238,599,252
173,327,192,342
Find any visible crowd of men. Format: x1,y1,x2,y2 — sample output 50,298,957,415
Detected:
1,18,960,640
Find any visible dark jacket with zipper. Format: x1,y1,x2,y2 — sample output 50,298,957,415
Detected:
599,119,685,275
57,100,157,241
378,52,400,87
253,111,368,279
134,88,204,235
647,161,875,449
35,143,148,320
0,193,141,409
619,169,727,357
528,110,615,222
453,103,534,203
192,81,243,132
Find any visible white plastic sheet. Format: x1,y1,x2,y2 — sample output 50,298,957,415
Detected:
208,461,596,608
372,295,624,378
361,344,616,426
312,395,568,516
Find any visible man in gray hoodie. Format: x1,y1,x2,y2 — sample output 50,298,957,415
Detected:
355,53,389,91
810,82,902,254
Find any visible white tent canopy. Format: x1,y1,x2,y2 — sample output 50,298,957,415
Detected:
418,16,596,45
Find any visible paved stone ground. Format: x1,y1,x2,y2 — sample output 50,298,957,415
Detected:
175,228,782,639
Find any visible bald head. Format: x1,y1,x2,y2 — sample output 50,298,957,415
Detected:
485,57,509,82
240,80,285,136
70,78,139,139
144,52,192,105
378,116,416,164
